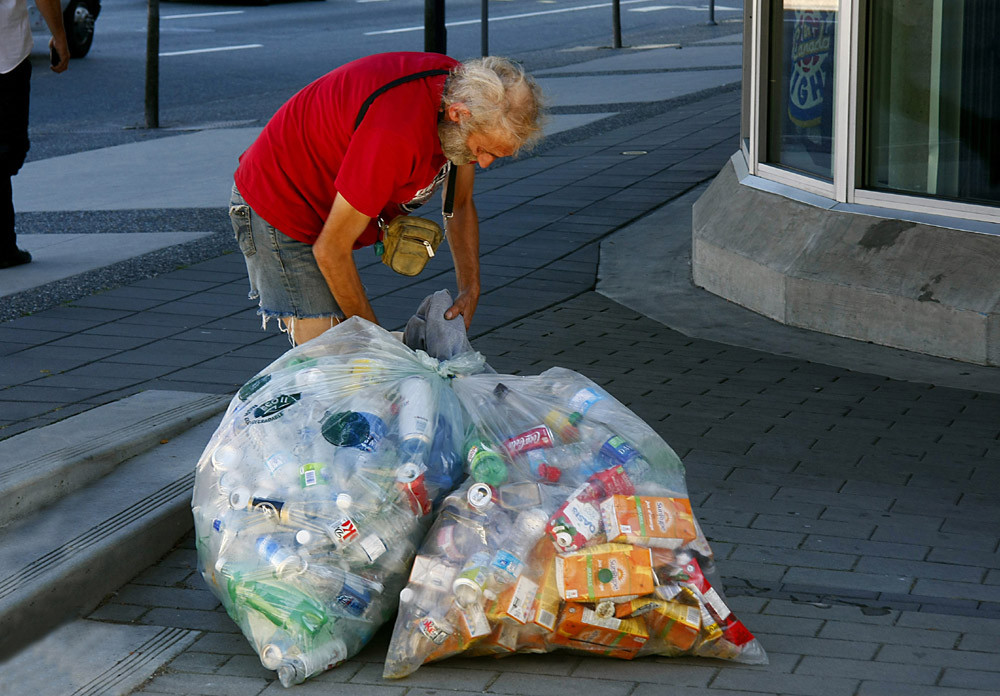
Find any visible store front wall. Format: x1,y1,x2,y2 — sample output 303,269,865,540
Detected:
695,0,1000,365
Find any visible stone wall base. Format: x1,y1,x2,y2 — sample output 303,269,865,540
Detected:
692,159,1000,366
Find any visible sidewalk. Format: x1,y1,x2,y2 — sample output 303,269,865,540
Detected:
2,36,999,696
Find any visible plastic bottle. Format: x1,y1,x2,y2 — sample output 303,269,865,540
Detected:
557,383,621,425
272,635,348,687
255,534,308,578
464,431,508,486
384,584,453,677
522,442,601,483
228,576,328,638
320,388,391,453
452,550,493,606
576,421,651,485
488,508,549,585
302,564,374,619
395,375,436,462
493,383,557,461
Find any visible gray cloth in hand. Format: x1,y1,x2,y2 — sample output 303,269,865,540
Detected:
403,290,476,361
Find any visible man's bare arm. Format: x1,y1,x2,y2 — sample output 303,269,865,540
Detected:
312,193,379,324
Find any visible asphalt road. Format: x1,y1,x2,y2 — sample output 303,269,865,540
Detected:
25,0,744,159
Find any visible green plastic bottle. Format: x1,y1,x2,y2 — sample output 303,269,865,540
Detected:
228,576,328,638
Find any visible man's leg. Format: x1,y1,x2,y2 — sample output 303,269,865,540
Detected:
0,59,32,266
281,316,341,346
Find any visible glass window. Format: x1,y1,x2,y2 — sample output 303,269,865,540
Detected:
765,0,839,179
865,1,1000,207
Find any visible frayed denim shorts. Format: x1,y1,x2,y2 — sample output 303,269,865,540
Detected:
229,184,344,328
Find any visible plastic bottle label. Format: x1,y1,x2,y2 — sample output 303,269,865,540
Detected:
490,549,525,580
569,388,604,416
599,435,640,467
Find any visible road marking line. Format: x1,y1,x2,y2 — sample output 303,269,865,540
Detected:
159,44,263,57
365,0,659,35
631,4,739,11
163,11,246,20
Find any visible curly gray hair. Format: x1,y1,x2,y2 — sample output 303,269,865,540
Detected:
443,56,546,153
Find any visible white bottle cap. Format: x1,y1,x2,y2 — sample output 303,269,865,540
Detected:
229,487,250,510
336,493,353,510
399,587,414,603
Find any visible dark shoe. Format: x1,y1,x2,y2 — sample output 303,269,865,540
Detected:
0,247,32,269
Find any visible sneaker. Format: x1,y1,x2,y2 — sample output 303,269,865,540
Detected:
0,247,32,269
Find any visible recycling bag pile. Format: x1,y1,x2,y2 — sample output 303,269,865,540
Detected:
383,368,767,677
192,320,474,687
193,317,766,687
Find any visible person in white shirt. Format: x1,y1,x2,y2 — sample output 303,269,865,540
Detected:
1,0,69,269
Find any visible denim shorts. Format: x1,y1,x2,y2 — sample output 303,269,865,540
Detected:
229,184,344,325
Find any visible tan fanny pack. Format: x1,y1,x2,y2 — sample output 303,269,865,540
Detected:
377,214,445,277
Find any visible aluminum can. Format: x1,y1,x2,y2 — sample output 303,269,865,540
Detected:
396,461,431,516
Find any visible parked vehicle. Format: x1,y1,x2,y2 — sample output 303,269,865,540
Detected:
29,0,101,58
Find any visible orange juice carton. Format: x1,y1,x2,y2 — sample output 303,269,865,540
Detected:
553,603,648,658
531,561,562,632
487,574,539,625
601,495,697,548
616,598,702,651
555,543,655,602
485,621,521,653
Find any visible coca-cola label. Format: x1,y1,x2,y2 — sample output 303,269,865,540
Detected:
418,617,449,644
503,425,554,457
330,517,360,543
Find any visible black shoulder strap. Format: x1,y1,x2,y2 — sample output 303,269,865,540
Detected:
443,162,456,219
353,68,451,131
353,67,457,218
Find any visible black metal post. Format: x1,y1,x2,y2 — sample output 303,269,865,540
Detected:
612,0,622,48
708,0,717,26
481,0,488,57
145,0,159,128
425,0,447,54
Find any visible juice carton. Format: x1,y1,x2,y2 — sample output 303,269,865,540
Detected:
555,543,655,602
553,603,648,658
487,574,539,626
546,492,603,552
531,561,562,632
601,495,697,548
615,598,701,651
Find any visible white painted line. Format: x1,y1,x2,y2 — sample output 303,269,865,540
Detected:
365,0,659,35
159,44,263,57
631,4,739,11
163,10,245,20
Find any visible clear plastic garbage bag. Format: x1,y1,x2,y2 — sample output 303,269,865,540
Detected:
192,318,485,687
384,367,767,677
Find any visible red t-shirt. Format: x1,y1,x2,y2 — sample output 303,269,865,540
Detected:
234,52,460,247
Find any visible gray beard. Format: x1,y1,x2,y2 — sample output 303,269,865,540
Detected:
438,120,475,166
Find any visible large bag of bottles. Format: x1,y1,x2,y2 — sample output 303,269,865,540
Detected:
191,318,484,687
384,368,767,677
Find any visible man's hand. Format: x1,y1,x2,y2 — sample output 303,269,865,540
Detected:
36,0,69,73
445,286,479,329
